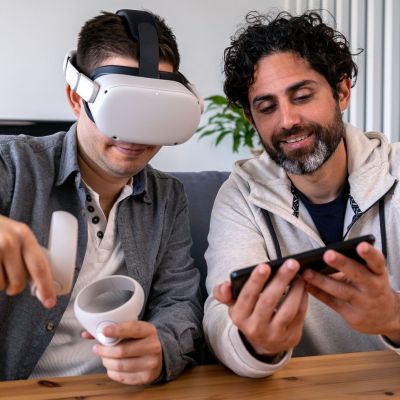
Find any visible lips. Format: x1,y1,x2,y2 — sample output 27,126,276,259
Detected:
117,144,147,151
281,132,312,144
114,143,150,156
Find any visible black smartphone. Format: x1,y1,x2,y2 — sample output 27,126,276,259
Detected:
230,234,375,300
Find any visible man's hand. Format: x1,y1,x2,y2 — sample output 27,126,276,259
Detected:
303,241,400,344
213,260,308,358
0,215,56,308
87,321,163,385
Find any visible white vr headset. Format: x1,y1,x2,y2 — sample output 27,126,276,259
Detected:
63,9,203,146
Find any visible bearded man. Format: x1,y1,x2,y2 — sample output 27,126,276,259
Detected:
204,11,400,377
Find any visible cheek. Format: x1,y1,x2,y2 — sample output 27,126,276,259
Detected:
91,127,115,150
146,146,161,161
81,132,112,163
251,115,277,144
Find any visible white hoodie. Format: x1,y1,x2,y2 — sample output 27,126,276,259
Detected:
204,124,400,377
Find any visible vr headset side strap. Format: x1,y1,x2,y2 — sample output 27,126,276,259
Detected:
63,51,99,103
116,9,159,79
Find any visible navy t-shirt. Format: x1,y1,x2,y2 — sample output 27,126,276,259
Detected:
296,181,350,245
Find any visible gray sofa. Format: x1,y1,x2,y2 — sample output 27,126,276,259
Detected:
172,171,229,302
172,171,229,363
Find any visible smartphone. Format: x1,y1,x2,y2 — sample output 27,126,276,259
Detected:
230,234,375,300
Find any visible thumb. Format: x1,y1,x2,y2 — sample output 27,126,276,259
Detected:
213,281,234,306
81,330,95,340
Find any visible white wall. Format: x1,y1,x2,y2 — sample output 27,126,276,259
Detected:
1,1,399,171
0,0,284,172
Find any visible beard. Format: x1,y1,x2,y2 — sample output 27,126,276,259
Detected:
260,105,345,175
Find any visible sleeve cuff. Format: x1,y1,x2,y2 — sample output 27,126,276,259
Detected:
238,330,287,364
227,323,292,377
379,290,400,355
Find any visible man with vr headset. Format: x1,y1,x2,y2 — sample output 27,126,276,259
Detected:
0,10,203,385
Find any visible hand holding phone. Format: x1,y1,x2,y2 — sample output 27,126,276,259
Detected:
230,234,375,300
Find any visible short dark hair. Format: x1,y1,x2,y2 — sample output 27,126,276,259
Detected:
224,11,359,114
76,11,180,75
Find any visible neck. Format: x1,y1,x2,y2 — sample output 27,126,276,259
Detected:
288,139,347,204
77,152,129,219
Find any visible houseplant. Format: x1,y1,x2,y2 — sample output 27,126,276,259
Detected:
196,95,261,154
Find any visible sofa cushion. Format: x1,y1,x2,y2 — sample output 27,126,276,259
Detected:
171,171,229,303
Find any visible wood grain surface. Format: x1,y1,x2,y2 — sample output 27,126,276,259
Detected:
1,350,399,399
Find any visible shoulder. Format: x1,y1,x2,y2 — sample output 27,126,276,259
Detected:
143,165,188,210
216,161,256,205
145,165,185,192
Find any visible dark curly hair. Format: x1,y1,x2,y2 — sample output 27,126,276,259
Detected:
224,11,359,114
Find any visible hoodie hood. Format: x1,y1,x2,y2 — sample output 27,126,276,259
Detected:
232,123,397,217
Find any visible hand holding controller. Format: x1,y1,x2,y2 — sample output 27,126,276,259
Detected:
74,275,145,346
31,211,78,299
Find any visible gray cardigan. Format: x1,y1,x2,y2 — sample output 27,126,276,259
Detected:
0,124,203,381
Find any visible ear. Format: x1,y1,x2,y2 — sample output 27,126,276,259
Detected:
337,77,351,112
66,85,83,118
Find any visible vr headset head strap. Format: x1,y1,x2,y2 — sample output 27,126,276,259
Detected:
91,65,188,86
116,9,159,79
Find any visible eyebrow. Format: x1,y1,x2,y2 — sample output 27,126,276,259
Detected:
252,80,318,107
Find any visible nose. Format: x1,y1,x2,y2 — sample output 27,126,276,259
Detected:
279,100,301,131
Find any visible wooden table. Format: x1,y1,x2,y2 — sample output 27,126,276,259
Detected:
1,350,399,399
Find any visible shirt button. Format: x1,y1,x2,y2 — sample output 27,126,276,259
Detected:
46,321,56,332
97,231,104,239
92,216,100,224
86,194,92,202
87,205,95,212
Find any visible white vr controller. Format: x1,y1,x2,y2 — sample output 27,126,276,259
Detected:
74,275,145,346
30,211,145,347
31,211,78,299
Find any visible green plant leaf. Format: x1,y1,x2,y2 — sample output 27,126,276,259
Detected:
197,93,257,152
244,131,254,147
215,130,231,145
228,105,245,118
210,113,236,124
232,127,242,152
205,95,228,105
198,129,218,138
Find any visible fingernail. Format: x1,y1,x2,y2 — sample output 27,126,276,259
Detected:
44,298,56,308
92,344,98,353
257,264,269,274
286,259,297,271
325,250,335,262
